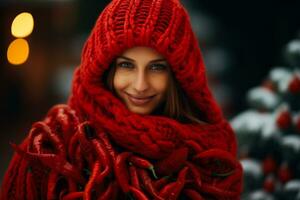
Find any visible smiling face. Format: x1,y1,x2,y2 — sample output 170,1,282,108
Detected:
113,46,170,115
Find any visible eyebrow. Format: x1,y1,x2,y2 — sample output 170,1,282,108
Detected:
117,56,167,63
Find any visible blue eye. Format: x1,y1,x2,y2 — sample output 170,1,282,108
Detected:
117,62,133,68
150,64,167,71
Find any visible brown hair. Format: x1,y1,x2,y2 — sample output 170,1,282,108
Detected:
102,61,207,125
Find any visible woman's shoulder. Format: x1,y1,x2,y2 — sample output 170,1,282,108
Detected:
32,104,80,144
0,104,81,199
44,104,79,123
12,104,81,154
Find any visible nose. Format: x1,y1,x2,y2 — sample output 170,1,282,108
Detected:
133,70,149,93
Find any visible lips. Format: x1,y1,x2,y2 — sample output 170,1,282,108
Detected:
126,93,155,106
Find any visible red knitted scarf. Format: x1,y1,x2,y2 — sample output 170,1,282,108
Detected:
0,0,243,199
1,103,242,200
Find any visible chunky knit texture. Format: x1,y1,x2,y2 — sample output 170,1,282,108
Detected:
1,0,243,199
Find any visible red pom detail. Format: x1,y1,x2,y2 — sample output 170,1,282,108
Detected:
262,156,277,175
276,110,292,130
288,75,300,94
277,162,292,184
263,175,275,193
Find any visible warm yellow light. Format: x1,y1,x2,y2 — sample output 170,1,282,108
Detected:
7,39,30,65
11,12,34,38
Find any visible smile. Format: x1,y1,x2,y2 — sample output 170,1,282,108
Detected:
126,93,155,106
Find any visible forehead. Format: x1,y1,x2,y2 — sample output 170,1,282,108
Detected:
119,46,165,61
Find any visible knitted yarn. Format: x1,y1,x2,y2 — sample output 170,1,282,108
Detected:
0,0,243,199
76,0,222,124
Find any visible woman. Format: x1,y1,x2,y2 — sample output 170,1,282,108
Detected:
0,0,243,199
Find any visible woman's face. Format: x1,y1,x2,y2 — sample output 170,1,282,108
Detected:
113,46,170,115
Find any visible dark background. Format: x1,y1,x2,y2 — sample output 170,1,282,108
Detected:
1,0,300,184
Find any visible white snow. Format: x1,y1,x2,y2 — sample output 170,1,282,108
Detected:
231,110,270,134
284,180,300,191
247,190,274,200
269,67,291,84
282,135,300,152
261,116,281,139
247,87,280,110
269,67,292,94
241,159,262,178
278,76,292,94
287,40,300,54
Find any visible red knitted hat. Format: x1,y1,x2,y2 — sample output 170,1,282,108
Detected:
76,0,223,124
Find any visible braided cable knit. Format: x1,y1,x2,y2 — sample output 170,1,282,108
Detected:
1,0,243,199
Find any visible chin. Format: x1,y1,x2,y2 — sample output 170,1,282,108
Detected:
129,107,153,115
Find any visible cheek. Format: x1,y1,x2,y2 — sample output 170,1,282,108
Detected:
150,74,169,93
113,71,130,90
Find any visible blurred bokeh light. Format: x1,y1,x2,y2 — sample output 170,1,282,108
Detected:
11,12,34,38
7,38,29,65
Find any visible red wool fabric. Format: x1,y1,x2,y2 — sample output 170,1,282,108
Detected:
0,0,243,199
